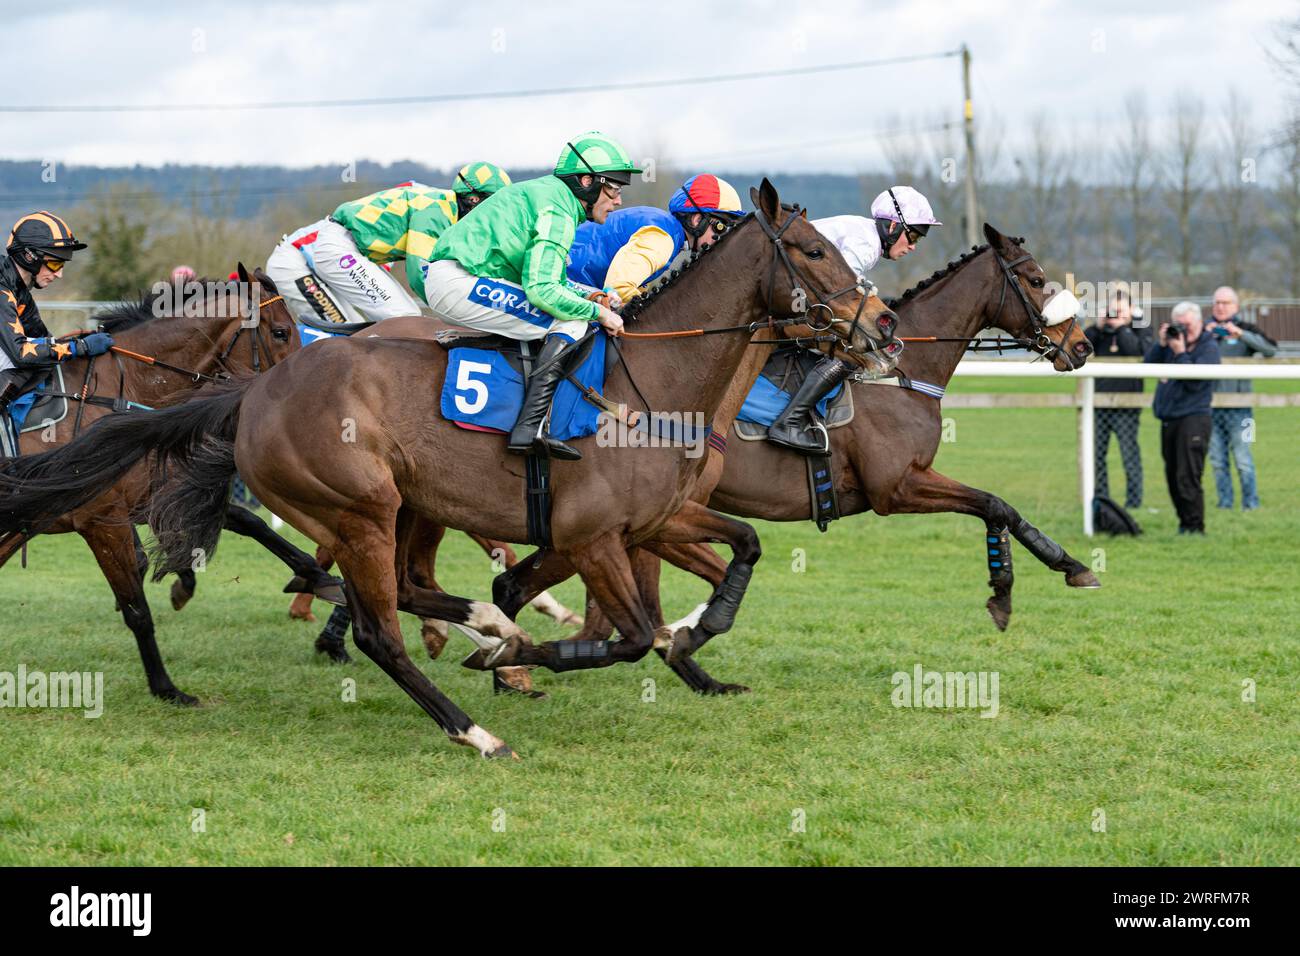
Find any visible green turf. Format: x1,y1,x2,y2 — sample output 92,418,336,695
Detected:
1,399,1296,865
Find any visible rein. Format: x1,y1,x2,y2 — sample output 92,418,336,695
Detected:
618,207,895,358
44,291,287,431
889,247,1079,365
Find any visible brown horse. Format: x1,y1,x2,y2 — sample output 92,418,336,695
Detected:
491,225,1098,682
0,180,899,757
0,267,315,704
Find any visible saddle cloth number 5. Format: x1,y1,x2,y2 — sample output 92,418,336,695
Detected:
454,360,494,415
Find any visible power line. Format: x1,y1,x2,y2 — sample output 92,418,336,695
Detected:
676,122,961,164
2,51,961,114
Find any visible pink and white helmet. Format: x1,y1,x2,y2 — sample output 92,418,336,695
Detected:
870,186,942,228
170,264,197,282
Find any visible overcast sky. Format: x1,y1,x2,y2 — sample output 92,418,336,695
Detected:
6,0,1297,174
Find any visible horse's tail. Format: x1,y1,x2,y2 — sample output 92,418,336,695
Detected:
0,382,250,563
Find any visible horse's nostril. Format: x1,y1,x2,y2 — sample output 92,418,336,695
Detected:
878,311,898,337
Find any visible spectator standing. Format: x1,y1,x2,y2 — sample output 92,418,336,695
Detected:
1085,290,1147,509
1145,301,1220,534
1205,286,1277,511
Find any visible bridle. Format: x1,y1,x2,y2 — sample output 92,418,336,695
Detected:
751,201,900,362
215,291,287,378
992,246,1081,370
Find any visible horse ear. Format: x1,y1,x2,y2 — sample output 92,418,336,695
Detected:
237,262,251,284
982,223,1007,250
755,178,779,220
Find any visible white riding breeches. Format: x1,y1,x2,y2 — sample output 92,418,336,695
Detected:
266,218,420,325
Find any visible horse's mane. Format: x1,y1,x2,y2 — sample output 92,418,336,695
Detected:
621,212,756,321
883,239,1024,309
91,292,165,333
91,277,250,333
884,244,987,308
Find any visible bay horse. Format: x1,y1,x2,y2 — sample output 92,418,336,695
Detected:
0,180,900,757
0,267,331,704
490,224,1099,689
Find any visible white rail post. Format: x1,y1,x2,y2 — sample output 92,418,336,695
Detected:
1078,377,1095,537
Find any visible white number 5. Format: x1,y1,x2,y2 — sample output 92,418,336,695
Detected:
454,360,493,415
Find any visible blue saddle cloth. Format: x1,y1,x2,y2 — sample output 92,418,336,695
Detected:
440,333,608,440
9,388,40,432
737,349,843,427
297,322,348,346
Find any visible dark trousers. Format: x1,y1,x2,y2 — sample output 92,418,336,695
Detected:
1095,407,1143,508
1160,414,1211,532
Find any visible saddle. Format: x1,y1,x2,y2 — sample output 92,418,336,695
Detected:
733,346,854,441
1,367,69,458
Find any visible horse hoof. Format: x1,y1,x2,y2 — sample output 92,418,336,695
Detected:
486,745,521,760
712,683,751,696
289,599,316,622
654,625,695,665
493,667,547,699
169,580,194,612
160,688,200,707
282,575,311,594
314,579,347,606
1066,570,1102,589
985,599,1011,632
314,637,351,664
421,621,449,661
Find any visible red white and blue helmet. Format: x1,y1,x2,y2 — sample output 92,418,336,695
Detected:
669,174,744,218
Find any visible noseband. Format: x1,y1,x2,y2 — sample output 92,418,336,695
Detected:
216,291,285,378
992,249,1080,370
752,203,897,360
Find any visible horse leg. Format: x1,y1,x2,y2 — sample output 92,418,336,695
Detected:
884,466,1101,631
331,500,517,759
81,522,197,706
639,502,762,665
488,539,745,695
638,541,749,695
0,532,27,569
288,546,335,621
401,518,453,661
470,533,583,627
171,568,197,611
222,504,346,605
466,531,659,674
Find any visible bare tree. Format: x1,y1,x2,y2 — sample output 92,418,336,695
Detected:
1015,111,1068,269
1112,92,1157,284
1274,107,1300,296
1165,91,1206,282
1211,89,1260,290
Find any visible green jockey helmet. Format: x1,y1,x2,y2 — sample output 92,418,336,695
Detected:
554,131,641,207
453,161,512,218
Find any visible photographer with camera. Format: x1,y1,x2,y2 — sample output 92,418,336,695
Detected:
1085,289,1148,510
1205,286,1277,511
1144,301,1221,534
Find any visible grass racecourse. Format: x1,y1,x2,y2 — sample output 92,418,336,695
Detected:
1,375,1297,866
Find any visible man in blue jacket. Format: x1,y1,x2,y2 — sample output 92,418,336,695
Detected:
1145,301,1221,534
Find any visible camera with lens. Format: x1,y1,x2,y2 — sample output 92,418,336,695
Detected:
1165,322,1184,340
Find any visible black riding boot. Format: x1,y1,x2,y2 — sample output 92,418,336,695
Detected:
507,335,583,461
766,356,854,455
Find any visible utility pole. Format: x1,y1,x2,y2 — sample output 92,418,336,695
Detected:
961,43,979,248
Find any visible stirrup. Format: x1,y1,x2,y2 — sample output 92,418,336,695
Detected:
507,431,581,461
768,419,830,455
